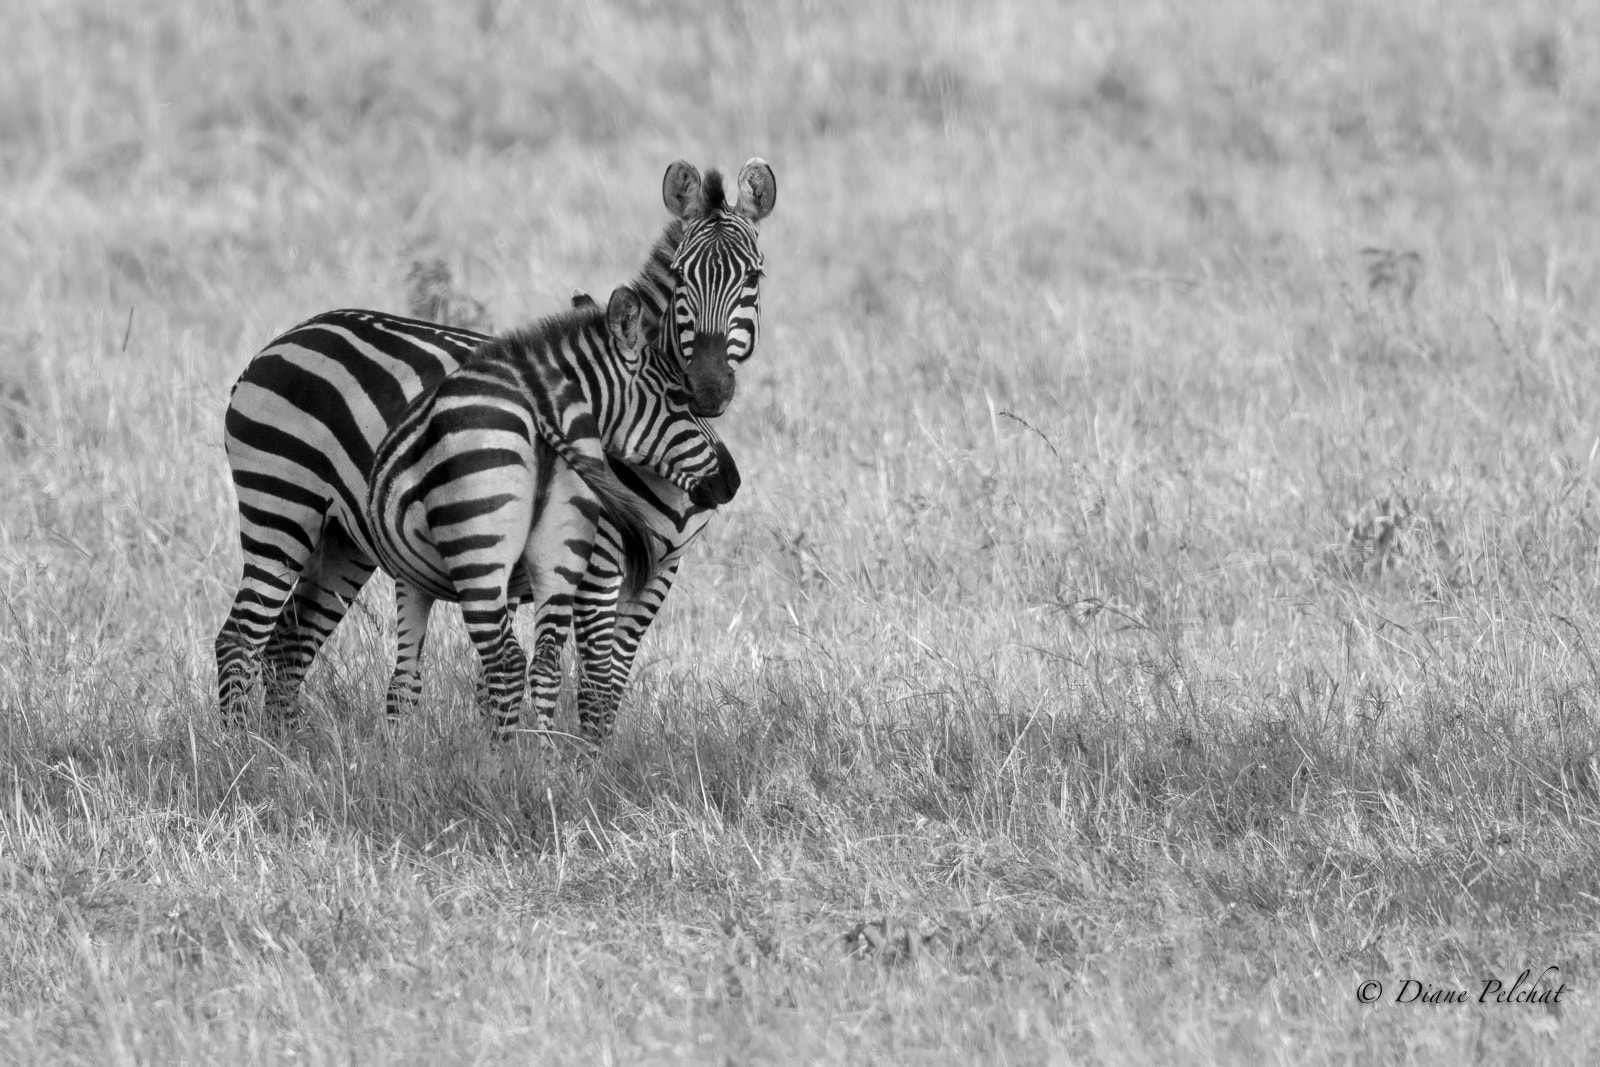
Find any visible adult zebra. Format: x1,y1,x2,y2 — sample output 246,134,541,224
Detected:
215,158,776,730
368,286,738,736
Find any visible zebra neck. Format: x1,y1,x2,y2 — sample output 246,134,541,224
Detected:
631,219,684,344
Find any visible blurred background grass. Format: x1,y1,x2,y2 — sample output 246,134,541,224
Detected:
2,0,1597,728
3,0,1600,1062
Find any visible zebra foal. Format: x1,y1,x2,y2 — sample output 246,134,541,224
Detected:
367,286,737,737
551,289,734,743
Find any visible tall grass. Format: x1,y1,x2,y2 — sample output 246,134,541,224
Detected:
2,0,1599,1062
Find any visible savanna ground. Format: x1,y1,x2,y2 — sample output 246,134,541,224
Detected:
2,1,1599,1062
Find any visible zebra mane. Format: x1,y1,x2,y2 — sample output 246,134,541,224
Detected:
480,303,609,364
639,219,683,272
699,169,726,214
632,219,685,331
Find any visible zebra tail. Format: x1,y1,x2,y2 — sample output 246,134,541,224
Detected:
525,402,655,599
566,455,656,600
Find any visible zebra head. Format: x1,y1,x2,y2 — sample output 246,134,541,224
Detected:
600,285,739,510
659,158,777,419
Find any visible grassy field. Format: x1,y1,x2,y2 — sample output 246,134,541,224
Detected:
3,0,1600,1062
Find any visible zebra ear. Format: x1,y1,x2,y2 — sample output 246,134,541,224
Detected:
570,288,598,310
734,158,776,223
605,285,645,367
662,160,705,220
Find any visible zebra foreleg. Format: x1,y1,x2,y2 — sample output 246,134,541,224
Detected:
609,558,683,722
572,562,624,745
572,544,685,746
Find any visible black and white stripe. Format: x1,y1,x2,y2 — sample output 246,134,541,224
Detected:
367,287,736,737
213,158,777,732
568,457,725,741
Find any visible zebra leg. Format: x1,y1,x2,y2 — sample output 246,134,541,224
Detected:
258,525,378,727
408,439,544,739
384,578,436,720
216,582,295,730
517,465,605,737
572,553,624,745
608,558,683,734
461,595,527,740
574,536,685,746
525,595,577,737
214,495,328,730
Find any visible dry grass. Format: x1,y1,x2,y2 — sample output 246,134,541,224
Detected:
3,0,1600,1062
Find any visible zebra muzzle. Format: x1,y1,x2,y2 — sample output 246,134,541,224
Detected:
682,332,737,417
689,440,741,509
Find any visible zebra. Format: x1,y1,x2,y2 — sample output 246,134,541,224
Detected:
367,285,737,736
215,158,776,729
539,288,735,744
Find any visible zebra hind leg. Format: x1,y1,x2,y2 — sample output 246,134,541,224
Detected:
259,527,378,730
385,579,436,722
513,464,604,744
525,597,575,739
461,599,528,741
215,543,320,732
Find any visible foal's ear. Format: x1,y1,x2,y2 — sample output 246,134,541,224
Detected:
662,160,705,221
734,158,776,223
570,288,598,310
605,285,645,367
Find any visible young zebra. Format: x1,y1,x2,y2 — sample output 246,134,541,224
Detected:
214,158,776,729
559,288,732,743
367,286,736,736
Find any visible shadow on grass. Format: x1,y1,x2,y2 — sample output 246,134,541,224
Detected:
4,663,1600,927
